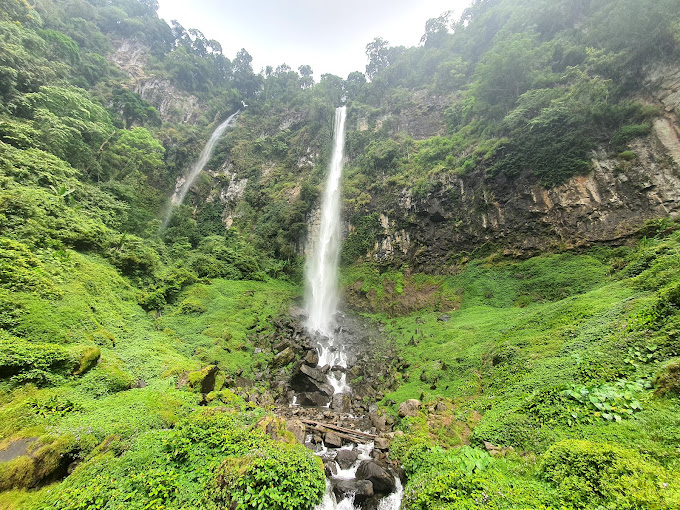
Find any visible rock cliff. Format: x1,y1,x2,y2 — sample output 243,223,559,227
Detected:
354,68,680,268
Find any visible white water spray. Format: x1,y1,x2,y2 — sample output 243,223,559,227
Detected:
162,110,240,228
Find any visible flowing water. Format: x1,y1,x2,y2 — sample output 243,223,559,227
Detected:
304,107,403,509
162,110,240,228
304,106,349,392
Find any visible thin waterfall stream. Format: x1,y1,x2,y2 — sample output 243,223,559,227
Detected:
161,110,240,228
301,106,403,510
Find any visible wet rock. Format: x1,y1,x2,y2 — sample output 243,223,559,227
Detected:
398,399,421,418
271,347,295,368
297,392,331,407
331,393,352,413
332,479,374,503
335,449,359,469
303,350,319,366
324,431,343,448
305,441,321,452
437,314,451,322
285,419,306,444
355,460,395,494
324,461,338,477
291,365,334,397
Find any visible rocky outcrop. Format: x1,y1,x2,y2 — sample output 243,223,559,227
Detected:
108,39,203,124
364,130,680,269
356,90,453,140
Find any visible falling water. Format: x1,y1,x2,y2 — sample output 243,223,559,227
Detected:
305,107,403,510
161,110,240,228
304,106,349,390
305,106,347,337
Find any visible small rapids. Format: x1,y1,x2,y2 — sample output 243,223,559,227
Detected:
312,442,403,510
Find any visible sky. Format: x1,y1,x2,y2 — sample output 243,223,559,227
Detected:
156,0,475,79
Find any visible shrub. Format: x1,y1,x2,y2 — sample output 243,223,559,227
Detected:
0,335,77,385
212,441,325,510
654,359,680,397
541,439,677,509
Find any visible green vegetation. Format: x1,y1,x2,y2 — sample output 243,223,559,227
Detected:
342,229,680,508
1,0,679,508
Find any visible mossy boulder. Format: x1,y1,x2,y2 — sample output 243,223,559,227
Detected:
74,346,101,376
654,359,680,397
187,365,219,393
256,415,298,444
0,435,75,490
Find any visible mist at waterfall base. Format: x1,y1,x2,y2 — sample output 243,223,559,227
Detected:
161,110,240,229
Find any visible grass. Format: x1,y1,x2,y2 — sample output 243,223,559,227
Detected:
0,246,300,508
339,235,680,507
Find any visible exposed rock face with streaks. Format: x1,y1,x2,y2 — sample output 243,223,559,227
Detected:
354,69,680,269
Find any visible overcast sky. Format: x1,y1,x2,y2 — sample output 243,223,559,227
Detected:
156,0,474,79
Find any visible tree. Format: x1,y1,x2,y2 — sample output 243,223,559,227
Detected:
233,48,261,98
298,65,314,89
111,88,159,129
100,127,165,182
365,37,391,80
421,11,452,47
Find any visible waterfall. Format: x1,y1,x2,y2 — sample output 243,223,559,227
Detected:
304,107,404,510
161,110,240,228
305,106,347,338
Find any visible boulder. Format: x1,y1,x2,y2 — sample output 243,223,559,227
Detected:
271,347,295,368
374,436,390,450
324,431,343,448
285,419,306,444
298,392,331,407
335,449,359,469
332,479,374,503
355,460,395,494
291,364,334,397
187,365,219,393
331,393,352,413
303,349,319,366
324,461,337,477
398,399,421,418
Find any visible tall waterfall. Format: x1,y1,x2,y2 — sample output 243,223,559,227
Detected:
162,110,240,228
305,106,347,339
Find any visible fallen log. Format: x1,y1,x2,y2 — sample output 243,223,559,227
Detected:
300,419,377,440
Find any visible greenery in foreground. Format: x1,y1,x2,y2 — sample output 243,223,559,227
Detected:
0,0,679,508
341,224,680,509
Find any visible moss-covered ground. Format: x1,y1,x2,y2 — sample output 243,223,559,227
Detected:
341,230,680,509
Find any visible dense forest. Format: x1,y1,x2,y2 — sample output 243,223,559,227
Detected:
1,0,680,508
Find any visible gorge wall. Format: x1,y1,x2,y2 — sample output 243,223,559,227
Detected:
350,67,680,269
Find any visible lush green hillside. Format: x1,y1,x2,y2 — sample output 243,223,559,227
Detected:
1,0,680,509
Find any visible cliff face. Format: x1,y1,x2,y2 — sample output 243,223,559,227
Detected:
353,69,680,269
109,39,203,124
